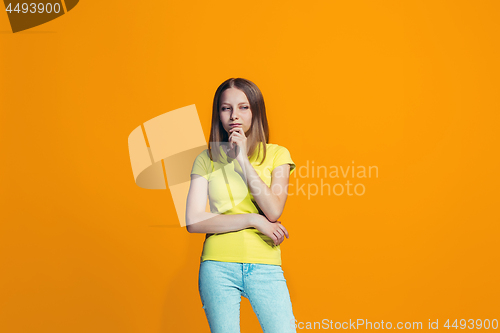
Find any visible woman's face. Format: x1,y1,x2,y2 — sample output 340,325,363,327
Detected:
219,88,253,136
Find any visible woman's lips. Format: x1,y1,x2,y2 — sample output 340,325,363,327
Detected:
230,123,242,127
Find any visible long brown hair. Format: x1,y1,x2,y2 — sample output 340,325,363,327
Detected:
208,78,269,166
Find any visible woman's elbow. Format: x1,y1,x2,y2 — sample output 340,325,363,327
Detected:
185,214,197,233
186,222,199,233
186,215,205,233
266,210,282,222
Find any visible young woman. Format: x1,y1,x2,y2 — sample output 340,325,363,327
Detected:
185,78,297,333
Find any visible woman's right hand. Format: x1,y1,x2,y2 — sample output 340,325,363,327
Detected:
251,214,289,246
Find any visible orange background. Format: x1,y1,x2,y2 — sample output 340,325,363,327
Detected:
1,1,499,332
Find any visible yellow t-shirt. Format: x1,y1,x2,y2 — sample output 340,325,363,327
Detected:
190,142,296,266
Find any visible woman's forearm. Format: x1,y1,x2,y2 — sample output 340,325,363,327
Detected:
239,158,282,222
186,212,257,234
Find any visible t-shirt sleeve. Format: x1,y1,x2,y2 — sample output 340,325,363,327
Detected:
273,146,296,176
190,150,211,181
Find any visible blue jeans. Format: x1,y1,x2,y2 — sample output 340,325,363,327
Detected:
198,260,297,333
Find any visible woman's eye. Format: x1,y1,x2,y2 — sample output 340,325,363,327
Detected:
241,106,249,109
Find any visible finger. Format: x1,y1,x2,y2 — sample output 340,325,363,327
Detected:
274,230,284,243
275,232,283,245
280,224,289,238
278,232,284,245
274,234,282,246
228,135,235,149
230,128,241,134
229,133,239,144
231,128,244,137
273,232,281,246
273,231,281,243
273,234,280,245
275,227,285,238
278,230,285,243
269,232,276,244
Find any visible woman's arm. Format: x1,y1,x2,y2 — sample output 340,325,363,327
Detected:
185,173,290,245
228,128,292,223
238,160,292,222
185,173,257,233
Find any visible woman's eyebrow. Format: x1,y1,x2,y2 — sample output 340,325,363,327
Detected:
221,102,249,105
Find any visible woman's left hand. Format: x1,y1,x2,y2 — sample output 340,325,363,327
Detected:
228,126,248,164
